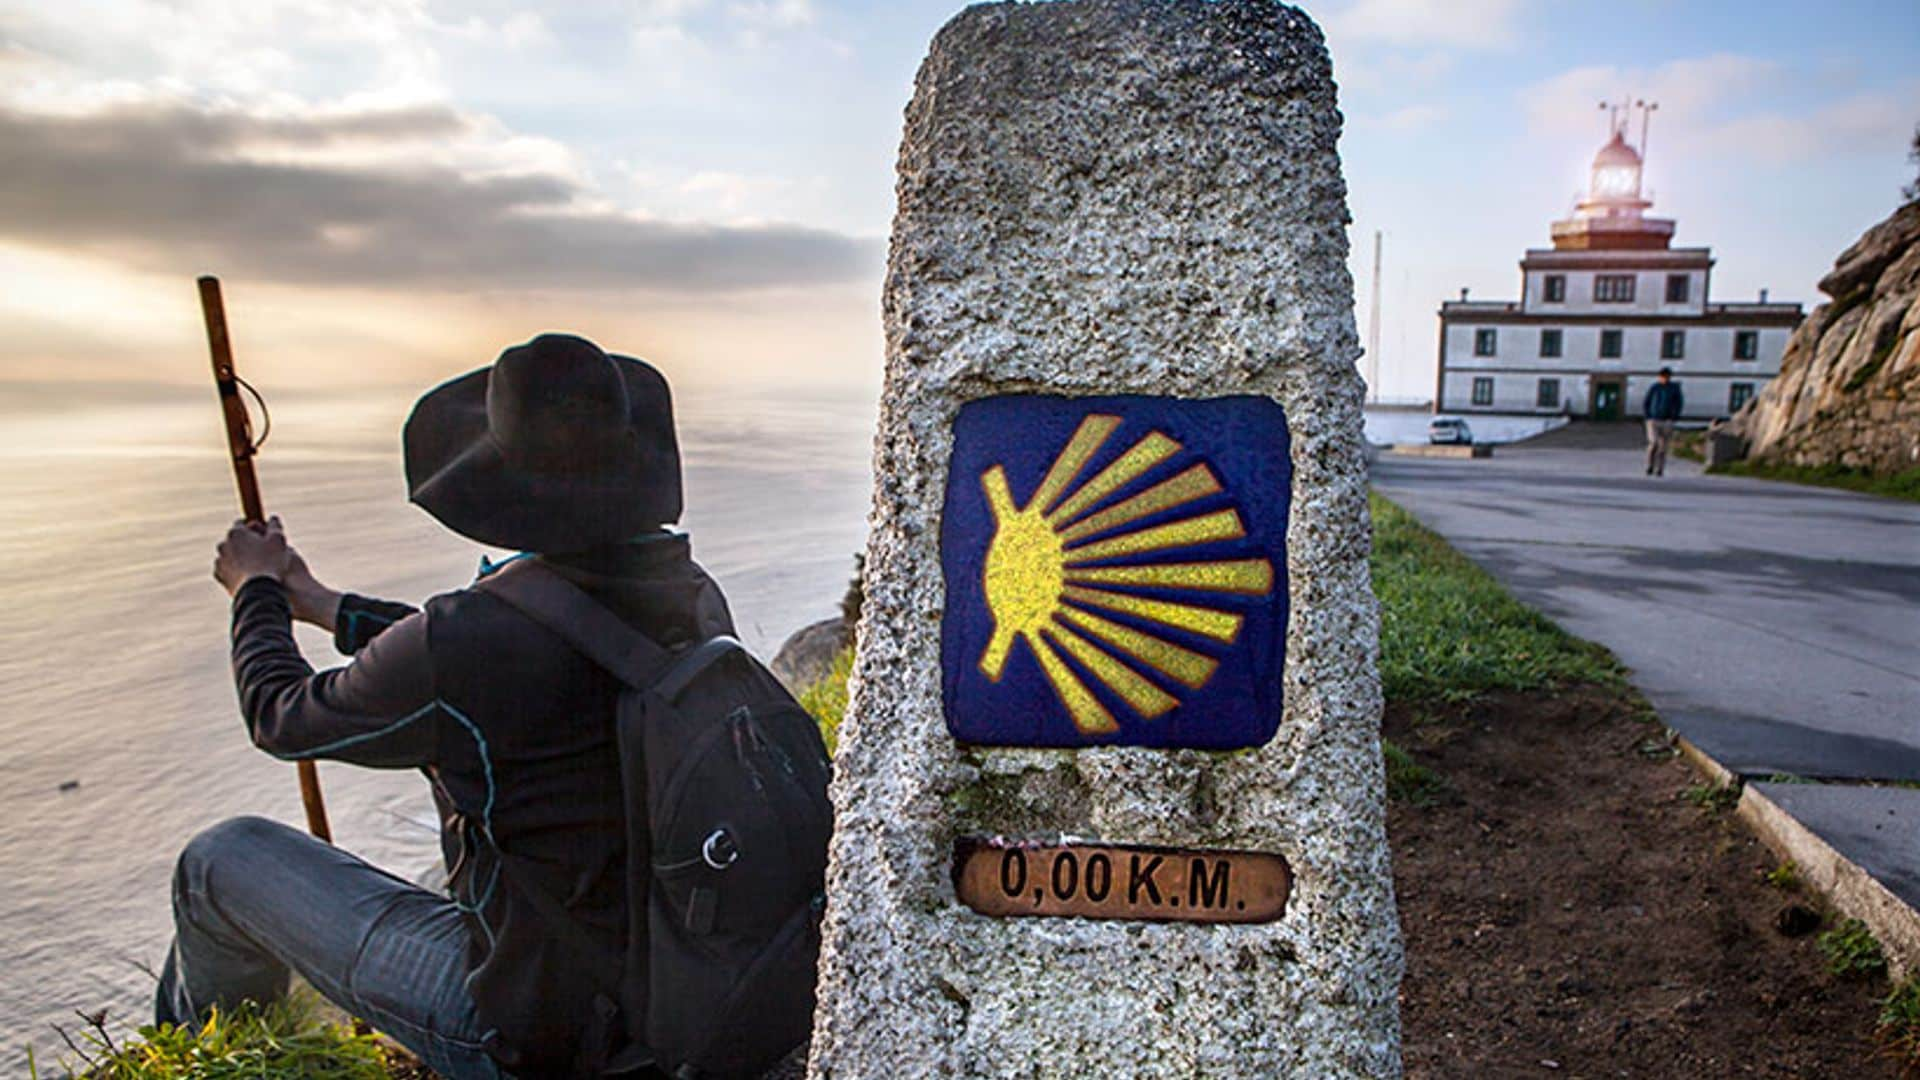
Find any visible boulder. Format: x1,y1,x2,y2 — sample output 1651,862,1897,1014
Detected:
1737,199,1920,474
770,615,852,694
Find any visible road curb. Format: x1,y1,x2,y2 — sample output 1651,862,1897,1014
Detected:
1736,783,1919,981
1673,734,1737,790
1673,734,1919,980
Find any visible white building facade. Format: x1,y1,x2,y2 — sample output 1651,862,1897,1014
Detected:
1436,131,1802,420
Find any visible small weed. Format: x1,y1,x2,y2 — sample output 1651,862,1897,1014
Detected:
1635,731,1679,760
1764,773,1815,785
1685,783,1740,813
1878,978,1920,1075
33,996,394,1079
1819,918,1889,981
1383,740,1447,806
1761,861,1801,891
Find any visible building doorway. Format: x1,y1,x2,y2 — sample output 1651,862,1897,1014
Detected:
1591,377,1625,421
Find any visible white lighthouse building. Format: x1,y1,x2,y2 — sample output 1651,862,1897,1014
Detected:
1435,125,1803,420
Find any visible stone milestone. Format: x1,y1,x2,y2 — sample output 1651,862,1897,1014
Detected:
809,2,1402,1077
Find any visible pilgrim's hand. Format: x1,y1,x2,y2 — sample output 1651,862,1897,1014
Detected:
282,545,343,632
213,516,294,597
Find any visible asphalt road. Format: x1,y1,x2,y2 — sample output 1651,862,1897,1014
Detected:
1372,425,1920,911
1371,426,1920,783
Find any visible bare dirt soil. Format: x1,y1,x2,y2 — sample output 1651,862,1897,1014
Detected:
1389,685,1897,1079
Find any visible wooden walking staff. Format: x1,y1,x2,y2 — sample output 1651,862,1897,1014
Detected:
197,275,333,842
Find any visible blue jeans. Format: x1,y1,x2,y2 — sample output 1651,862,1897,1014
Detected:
156,816,504,1079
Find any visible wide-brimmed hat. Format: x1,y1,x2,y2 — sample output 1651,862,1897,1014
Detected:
404,333,681,552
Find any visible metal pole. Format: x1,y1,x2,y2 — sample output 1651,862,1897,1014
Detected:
1367,230,1383,404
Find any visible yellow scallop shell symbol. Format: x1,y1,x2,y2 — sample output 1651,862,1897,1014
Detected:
977,413,1274,735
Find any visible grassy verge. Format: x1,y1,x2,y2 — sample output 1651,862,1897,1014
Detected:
1706,459,1920,503
1368,492,1624,704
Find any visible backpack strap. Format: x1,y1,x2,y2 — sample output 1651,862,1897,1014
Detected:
475,558,667,1075
478,558,676,688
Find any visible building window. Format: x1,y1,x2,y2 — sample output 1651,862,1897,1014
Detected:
1729,382,1755,412
1543,274,1566,302
1474,328,1497,356
1537,378,1560,409
1539,329,1563,358
1595,274,1636,302
1665,274,1691,303
1661,330,1686,359
1734,330,1759,360
1599,329,1623,358
1471,377,1494,406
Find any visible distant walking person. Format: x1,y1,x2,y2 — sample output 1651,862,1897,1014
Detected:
1643,367,1684,476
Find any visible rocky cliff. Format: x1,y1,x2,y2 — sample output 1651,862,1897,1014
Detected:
1737,200,1920,474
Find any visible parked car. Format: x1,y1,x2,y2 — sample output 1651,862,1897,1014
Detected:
1428,417,1473,445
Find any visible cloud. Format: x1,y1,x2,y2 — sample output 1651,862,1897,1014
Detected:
1368,103,1447,132
1704,88,1919,166
678,171,796,219
1320,0,1525,50
1,0,447,105
636,0,714,19
627,0,825,56
1524,54,1778,138
442,11,554,50
0,99,878,292
1332,48,1455,96
1524,56,1913,166
727,0,816,31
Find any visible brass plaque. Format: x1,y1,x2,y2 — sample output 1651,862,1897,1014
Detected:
953,839,1291,924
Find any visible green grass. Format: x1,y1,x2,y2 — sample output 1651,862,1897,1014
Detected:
31,996,396,1079
798,645,853,755
1818,918,1890,981
1369,492,1624,703
1382,740,1447,806
1878,977,1920,1075
1707,460,1920,503
1761,861,1802,891
1684,782,1740,813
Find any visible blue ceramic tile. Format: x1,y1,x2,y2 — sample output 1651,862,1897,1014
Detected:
941,394,1291,749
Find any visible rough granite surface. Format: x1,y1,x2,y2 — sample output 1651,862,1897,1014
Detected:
809,2,1402,1076
1735,199,1920,474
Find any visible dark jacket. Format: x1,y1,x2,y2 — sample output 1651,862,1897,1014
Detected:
230,534,734,1076
1644,381,1684,420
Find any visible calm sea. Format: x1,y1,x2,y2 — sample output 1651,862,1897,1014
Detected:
0,382,875,1068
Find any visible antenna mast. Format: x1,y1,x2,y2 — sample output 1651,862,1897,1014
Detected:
1635,98,1658,163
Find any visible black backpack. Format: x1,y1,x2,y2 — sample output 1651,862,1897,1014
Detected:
482,560,833,1079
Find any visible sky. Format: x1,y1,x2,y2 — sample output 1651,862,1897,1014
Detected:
0,0,1914,403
